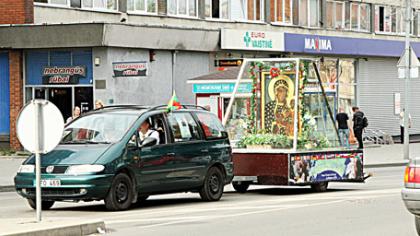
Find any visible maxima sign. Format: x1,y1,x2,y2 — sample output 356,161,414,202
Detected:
221,29,284,51
304,37,333,52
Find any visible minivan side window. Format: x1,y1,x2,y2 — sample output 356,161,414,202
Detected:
167,112,201,142
195,112,225,139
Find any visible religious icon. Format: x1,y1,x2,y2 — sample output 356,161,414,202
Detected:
262,73,295,137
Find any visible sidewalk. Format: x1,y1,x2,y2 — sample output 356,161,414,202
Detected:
0,143,417,188
0,218,105,236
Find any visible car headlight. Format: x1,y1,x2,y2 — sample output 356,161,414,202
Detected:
17,164,35,173
65,165,105,175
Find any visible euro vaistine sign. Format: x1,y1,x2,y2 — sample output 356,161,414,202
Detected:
42,66,86,85
221,29,285,51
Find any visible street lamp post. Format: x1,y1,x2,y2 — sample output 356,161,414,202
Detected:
403,0,411,160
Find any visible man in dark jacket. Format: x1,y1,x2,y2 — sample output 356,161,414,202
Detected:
352,106,365,149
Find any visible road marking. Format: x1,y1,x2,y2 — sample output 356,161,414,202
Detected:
105,189,400,223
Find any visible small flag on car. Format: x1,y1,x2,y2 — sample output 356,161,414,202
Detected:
167,91,182,112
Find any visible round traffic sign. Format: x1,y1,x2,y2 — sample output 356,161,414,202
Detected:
16,100,64,154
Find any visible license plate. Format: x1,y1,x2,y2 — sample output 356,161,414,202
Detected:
37,179,61,187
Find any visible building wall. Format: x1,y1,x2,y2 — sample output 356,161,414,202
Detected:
93,47,210,106
0,0,33,24
0,0,33,150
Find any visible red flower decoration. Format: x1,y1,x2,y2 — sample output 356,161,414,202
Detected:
270,67,280,78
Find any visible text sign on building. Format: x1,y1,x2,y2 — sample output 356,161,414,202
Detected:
113,61,148,77
221,29,285,51
42,66,86,85
193,83,252,94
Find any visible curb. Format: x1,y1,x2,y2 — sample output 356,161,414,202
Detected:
2,220,105,236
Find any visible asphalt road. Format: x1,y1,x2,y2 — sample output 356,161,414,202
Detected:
0,166,415,236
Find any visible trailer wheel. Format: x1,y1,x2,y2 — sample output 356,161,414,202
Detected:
232,181,251,193
311,182,328,192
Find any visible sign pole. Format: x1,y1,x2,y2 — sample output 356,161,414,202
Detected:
34,101,42,222
404,0,411,160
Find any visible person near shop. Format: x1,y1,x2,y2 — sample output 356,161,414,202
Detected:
139,120,160,145
95,100,104,110
352,106,367,149
336,108,350,149
400,109,412,144
66,106,81,124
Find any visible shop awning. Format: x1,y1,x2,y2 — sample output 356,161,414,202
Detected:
0,23,219,51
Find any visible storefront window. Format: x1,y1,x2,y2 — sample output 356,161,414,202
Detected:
224,97,250,141
326,1,345,30
230,0,264,21
337,60,356,115
127,0,157,13
168,0,197,17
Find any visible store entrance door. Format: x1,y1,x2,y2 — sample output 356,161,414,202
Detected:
49,88,72,121
75,87,94,113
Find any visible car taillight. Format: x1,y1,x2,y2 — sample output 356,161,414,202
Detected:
405,166,420,183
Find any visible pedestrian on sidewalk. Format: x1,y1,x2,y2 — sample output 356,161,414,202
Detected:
66,106,81,124
336,108,350,149
400,109,412,144
352,106,367,149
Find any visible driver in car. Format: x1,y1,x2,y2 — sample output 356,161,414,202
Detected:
139,120,160,145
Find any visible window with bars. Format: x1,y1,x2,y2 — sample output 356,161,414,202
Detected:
127,0,157,13
168,0,197,17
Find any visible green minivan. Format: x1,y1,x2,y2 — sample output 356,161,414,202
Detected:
14,105,233,211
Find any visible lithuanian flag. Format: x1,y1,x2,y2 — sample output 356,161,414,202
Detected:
167,91,182,112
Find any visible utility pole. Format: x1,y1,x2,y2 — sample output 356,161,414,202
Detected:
403,0,411,160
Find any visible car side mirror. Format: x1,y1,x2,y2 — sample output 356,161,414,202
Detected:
127,141,139,151
140,137,157,148
221,131,229,138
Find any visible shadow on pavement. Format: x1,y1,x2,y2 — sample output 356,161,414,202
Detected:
226,187,356,196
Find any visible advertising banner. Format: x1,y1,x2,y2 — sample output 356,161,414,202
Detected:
113,61,148,77
290,151,364,183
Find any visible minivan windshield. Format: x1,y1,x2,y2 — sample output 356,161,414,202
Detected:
61,113,138,144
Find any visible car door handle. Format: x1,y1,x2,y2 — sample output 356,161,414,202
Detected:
201,149,209,153
166,153,176,156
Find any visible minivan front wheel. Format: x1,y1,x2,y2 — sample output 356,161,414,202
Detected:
27,199,54,210
199,167,224,201
105,173,133,211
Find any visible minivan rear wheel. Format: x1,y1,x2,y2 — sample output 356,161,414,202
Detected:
105,173,133,211
199,167,224,201
27,199,54,210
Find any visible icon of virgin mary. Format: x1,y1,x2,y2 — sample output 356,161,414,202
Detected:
264,74,295,136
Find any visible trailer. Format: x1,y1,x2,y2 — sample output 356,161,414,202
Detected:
222,58,368,193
